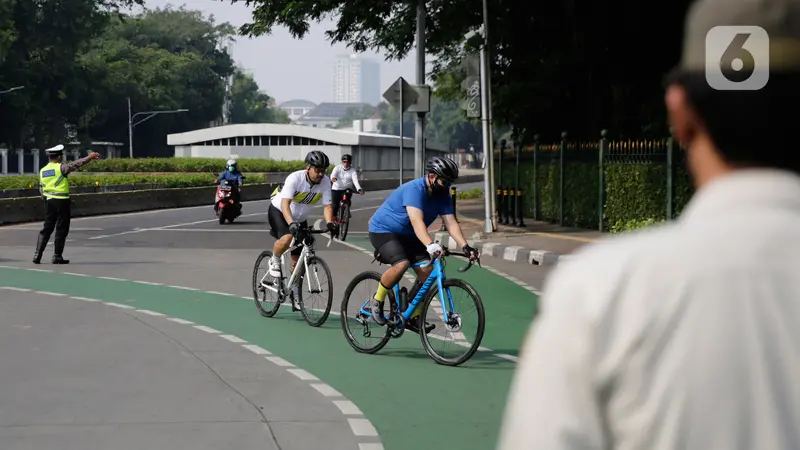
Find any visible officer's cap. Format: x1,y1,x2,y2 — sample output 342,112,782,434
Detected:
44,144,64,154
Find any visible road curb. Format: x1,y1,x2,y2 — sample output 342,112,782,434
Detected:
432,231,563,266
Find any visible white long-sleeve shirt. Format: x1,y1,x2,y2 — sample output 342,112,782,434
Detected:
330,165,362,191
497,169,800,450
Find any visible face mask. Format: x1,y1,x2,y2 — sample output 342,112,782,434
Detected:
430,178,450,196
228,167,234,172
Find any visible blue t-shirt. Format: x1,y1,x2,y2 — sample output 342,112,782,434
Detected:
369,177,454,235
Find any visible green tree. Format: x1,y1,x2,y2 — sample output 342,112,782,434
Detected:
229,69,290,124
337,104,377,128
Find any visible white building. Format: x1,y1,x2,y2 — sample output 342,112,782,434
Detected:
166,123,446,177
277,99,317,122
332,54,381,105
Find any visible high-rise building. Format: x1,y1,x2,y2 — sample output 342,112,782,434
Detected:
332,54,380,105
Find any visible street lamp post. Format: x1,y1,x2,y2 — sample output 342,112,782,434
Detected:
127,97,189,158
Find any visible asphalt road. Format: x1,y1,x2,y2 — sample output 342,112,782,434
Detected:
0,182,553,450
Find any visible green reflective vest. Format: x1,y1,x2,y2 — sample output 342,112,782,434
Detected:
39,162,70,199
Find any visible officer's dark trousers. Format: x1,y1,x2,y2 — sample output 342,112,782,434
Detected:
37,198,71,256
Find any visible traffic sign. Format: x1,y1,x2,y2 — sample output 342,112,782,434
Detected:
406,84,431,113
382,77,418,113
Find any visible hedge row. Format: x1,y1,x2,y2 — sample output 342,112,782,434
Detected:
496,160,695,231
0,173,244,190
80,157,306,173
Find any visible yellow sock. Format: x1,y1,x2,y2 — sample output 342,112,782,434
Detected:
374,283,389,302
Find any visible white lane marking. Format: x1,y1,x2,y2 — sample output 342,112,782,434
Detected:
242,344,271,355
333,400,363,415
265,356,294,367
193,325,221,334
167,317,194,324
220,334,246,343
3,286,31,292
207,291,237,296
71,296,100,302
147,228,268,232
63,272,87,276
27,268,51,273
348,418,379,436
86,213,266,240
359,444,385,450
496,353,519,362
133,280,162,286
35,291,66,296
97,276,125,281
106,302,134,309
287,368,319,381
311,383,343,397
136,309,165,317
169,285,199,291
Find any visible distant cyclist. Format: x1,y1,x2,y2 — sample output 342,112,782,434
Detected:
330,154,364,219
367,156,480,334
268,150,337,309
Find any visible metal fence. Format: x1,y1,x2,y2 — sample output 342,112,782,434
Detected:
493,130,695,231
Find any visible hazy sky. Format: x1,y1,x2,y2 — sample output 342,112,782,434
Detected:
140,0,423,105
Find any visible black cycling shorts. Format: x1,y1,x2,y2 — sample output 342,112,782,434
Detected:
268,204,307,256
369,232,430,266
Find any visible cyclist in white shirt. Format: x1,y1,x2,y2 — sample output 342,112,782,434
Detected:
268,151,337,305
330,154,364,219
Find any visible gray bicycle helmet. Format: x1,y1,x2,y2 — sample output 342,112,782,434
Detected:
341,154,352,162
305,150,330,169
426,156,459,182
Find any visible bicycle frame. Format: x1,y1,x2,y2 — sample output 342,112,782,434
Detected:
259,230,329,297
358,257,457,324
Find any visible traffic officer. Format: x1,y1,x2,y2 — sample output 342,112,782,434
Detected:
33,144,101,264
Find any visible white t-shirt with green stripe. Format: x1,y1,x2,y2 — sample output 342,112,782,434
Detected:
270,169,332,222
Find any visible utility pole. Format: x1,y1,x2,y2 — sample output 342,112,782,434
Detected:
414,0,426,177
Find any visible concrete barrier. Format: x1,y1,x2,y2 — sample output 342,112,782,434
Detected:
0,174,483,225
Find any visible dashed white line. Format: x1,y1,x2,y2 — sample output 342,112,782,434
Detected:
98,276,125,281
266,356,294,367
348,418,379,436
333,400,363,415
193,325,221,334
311,383,343,397
71,296,100,302
359,444,385,450
287,368,319,381
106,302,134,309
170,285,199,291
35,291,66,296
242,344,271,355
63,272,87,277
3,287,31,292
27,268,52,273
136,309,165,317
496,353,519,362
220,334,246,343
133,280,162,286
167,317,194,325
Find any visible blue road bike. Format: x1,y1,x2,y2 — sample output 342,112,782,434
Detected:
339,244,485,366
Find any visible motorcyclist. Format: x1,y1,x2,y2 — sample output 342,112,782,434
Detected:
217,159,244,214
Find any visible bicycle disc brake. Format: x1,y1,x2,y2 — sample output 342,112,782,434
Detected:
445,312,462,332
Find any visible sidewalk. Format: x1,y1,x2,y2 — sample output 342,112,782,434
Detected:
432,198,608,266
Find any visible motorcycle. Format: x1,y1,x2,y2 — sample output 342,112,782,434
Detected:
213,178,242,224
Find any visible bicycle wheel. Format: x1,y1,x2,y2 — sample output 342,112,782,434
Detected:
339,203,350,241
340,271,393,354
252,250,281,317
419,278,486,366
297,255,333,327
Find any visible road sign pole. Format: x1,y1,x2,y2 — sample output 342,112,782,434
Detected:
479,37,493,234
414,0,426,178
399,88,404,186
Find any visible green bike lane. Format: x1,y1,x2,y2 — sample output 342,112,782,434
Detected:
0,259,538,450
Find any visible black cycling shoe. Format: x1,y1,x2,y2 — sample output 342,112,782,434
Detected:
370,298,387,325
406,316,435,334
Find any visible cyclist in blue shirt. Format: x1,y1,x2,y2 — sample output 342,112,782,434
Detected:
368,157,480,334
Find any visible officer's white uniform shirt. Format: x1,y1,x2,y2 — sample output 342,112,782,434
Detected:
497,169,800,450
331,164,362,191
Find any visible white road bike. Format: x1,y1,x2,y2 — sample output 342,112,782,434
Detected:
252,222,334,327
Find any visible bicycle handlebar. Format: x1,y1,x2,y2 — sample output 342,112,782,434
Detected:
440,245,481,273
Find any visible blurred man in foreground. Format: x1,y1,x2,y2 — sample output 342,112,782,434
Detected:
497,0,800,448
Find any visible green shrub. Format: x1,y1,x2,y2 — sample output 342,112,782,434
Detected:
0,173,254,190
82,157,306,173
456,188,484,199
609,217,666,234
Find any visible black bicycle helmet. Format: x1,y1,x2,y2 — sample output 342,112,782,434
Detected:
305,150,330,169
426,156,459,182
342,154,352,162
